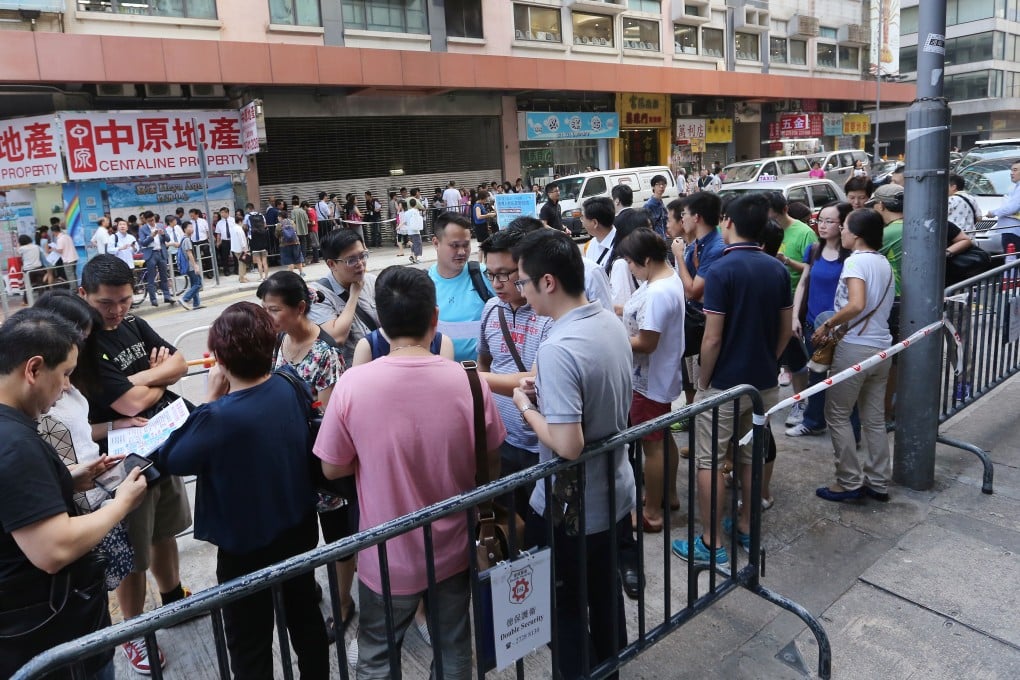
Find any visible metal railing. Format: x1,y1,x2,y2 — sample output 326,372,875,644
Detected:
937,258,1020,493
13,384,830,680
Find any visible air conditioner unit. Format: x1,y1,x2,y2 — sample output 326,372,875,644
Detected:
788,15,820,38
838,24,869,45
789,99,802,111
96,83,134,98
675,102,694,116
708,99,726,114
773,100,790,112
189,84,226,98
144,84,184,98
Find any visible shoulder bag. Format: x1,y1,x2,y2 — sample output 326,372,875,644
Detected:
808,273,893,372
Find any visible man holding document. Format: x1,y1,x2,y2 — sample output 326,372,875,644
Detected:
79,254,193,674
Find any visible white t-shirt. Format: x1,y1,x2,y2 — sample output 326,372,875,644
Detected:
228,222,249,253
442,187,462,207
609,258,637,311
111,231,137,267
622,273,686,403
400,208,423,234
91,226,110,254
582,258,614,312
834,251,895,349
18,243,43,270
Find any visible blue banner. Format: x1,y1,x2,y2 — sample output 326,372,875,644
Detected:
494,193,537,230
524,112,619,140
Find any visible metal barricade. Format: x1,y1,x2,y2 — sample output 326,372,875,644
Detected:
937,258,1020,493
13,385,831,680
22,265,76,305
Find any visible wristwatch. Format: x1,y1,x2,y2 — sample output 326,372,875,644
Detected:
519,404,535,418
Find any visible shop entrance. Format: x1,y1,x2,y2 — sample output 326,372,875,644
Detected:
622,129,659,167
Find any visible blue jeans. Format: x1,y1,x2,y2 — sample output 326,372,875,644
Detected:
803,321,860,439
181,270,201,307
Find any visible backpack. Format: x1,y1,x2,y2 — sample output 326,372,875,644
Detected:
248,212,267,236
467,261,493,303
280,220,298,244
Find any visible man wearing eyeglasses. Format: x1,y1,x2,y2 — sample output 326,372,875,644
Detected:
307,230,380,367
477,228,552,520
429,213,495,361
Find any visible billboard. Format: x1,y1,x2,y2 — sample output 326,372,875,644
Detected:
870,0,900,76
0,115,65,188
523,112,619,140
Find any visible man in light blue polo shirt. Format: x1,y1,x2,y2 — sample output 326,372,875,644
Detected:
511,229,634,679
429,213,494,361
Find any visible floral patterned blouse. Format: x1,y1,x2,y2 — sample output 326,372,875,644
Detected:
272,328,344,402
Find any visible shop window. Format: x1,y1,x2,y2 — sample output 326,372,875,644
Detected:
269,0,320,26
735,32,759,61
630,0,660,12
770,37,788,63
623,17,659,51
790,39,807,65
77,0,217,18
513,4,561,42
342,0,429,34
572,11,614,47
838,46,859,70
445,0,483,39
702,28,724,57
900,45,917,72
817,43,837,68
674,24,698,55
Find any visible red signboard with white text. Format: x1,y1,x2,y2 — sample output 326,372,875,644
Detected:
0,115,65,187
61,110,248,181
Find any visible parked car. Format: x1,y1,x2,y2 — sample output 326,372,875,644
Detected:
806,149,871,185
721,156,813,184
717,177,846,231
871,160,901,187
958,139,1020,171
961,157,1020,255
540,165,679,235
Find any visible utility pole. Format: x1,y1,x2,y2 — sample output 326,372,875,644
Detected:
893,3,950,490
873,0,883,161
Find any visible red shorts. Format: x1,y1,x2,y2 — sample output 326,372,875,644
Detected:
630,392,672,442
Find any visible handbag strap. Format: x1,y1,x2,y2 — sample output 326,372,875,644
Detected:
463,361,496,522
497,307,527,372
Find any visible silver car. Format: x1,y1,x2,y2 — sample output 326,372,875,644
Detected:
961,157,1020,255
717,177,847,229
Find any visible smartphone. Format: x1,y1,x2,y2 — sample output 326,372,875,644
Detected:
94,454,157,495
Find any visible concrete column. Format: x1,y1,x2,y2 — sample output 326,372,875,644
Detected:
501,96,522,181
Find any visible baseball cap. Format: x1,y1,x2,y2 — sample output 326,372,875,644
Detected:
865,183,904,209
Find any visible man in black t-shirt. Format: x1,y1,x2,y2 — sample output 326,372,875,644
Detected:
539,184,564,232
79,255,192,673
0,309,147,679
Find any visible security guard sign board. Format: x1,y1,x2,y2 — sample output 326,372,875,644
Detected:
489,548,552,670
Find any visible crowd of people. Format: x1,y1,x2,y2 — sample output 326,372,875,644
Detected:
0,160,996,680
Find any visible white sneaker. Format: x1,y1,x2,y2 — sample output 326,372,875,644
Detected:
784,401,806,427
122,638,166,675
778,368,792,387
785,423,825,437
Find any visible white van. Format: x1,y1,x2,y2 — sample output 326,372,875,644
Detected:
540,166,678,234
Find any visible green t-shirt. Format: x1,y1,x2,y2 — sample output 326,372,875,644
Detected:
779,219,816,292
880,218,903,296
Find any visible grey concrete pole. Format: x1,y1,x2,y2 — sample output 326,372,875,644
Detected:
893,2,950,490
873,0,882,162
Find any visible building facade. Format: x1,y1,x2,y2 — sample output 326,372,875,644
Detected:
0,0,912,216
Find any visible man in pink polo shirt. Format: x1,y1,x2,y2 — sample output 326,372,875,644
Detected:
315,265,504,680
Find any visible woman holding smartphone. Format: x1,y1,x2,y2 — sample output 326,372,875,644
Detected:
157,302,329,678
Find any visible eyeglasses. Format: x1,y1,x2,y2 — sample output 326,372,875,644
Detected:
484,271,517,283
513,277,532,292
333,252,369,267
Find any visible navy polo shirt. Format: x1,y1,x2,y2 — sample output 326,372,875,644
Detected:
702,243,792,391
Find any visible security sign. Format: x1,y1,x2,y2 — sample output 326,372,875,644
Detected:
489,548,551,670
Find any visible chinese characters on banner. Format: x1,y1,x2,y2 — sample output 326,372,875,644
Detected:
843,114,871,136
618,93,669,128
706,118,733,144
770,114,824,139
240,101,261,155
61,110,248,181
822,114,846,137
0,115,65,187
675,118,706,143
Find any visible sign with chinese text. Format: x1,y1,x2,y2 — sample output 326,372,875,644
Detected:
240,100,262,155
823,114,845,137
706,118,733,144
494,192,537,230
870,0,900,76
520,147,554,166
489,549,551,671
843,114,871,136
523,112,619,140
618,93,669,129
61,110,248,181
778,114,823,139
675,118,706,143
0,115,65,188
